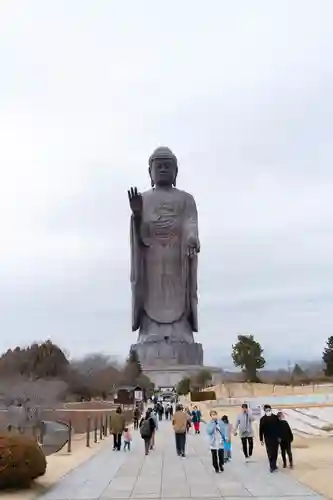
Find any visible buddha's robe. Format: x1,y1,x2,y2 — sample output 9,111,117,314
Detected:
130,187,199,342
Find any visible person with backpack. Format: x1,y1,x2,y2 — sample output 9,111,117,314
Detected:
139,409,156,455
165,403,171,420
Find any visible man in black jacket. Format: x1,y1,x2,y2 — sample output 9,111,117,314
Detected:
277,411,294,468
259,404,280,472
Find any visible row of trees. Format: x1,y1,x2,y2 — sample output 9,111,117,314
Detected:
176,368,213,395
231,333,333,382
2,333,332,403
176,333,333,394
0,341,153,405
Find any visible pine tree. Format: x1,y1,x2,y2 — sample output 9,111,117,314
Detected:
322,336,333,376
176,377,191,395
122,349,142,385
232,334,265,382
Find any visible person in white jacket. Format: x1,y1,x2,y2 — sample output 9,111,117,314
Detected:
234,403,255,460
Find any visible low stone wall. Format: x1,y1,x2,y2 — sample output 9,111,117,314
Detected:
0,407,133,434
60,401,118,410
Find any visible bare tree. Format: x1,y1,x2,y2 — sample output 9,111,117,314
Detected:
0,376,67,432
72,354,114,374
69,353,121,400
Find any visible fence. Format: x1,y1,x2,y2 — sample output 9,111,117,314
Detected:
4,408,134,455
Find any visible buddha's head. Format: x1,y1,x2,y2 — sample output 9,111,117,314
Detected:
149,146,178,187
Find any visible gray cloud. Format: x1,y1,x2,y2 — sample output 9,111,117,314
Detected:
0,0,332,367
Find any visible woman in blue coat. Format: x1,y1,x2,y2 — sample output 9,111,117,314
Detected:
206,410,226,472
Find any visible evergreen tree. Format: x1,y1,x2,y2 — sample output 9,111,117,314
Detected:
176,377,191,395
291,363,307,384
232,334,265,382
292,363,304,378
323,336,333,376
194,369,212,389
122,349,142,385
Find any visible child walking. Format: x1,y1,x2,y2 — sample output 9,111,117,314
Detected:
123,427,132,451
222,415,232,462
191,405,202,434
206,410,226,473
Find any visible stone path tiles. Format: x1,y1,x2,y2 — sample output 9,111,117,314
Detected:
40,418,325,499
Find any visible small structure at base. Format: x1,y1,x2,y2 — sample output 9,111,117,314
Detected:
114,386,145,405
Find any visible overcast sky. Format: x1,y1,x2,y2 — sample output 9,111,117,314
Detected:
1,1,332,368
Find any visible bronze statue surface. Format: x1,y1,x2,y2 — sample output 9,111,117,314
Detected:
128,147,203,367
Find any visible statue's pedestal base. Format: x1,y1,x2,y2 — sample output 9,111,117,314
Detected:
130,340,222,388
141,364,223,388
131,340,203,367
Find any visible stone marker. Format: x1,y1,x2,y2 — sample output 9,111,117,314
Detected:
40,420,70,455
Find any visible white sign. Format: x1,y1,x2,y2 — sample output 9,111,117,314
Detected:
134,390,143,401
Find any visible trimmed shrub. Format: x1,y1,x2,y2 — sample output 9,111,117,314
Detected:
190,391,216,402
0,433,46,489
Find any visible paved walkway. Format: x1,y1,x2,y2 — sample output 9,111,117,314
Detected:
40,420,325,499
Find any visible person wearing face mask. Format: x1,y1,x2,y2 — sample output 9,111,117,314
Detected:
259,404,280,472
206,410,226,473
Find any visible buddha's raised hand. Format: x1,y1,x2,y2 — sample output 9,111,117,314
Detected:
127,186,143,216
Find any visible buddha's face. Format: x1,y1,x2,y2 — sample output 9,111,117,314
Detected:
150,158,177,187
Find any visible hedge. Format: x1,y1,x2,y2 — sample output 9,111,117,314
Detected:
190,391,216,402
0,433,46,489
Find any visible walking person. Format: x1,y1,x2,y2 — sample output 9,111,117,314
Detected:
206,410,226,473
221,415,232,462
165,403,171,420
191,405,202,434
277,411,294,468
150,409,158,450
185,407,192,433
234,403,254,461
139,409,156,455
111,406,125,451
172,404,190,457
259,404,280,472
123,427,132,451
133,406,140,430
157,402,164,421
